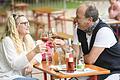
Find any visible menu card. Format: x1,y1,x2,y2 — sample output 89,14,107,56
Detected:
59,68,96,74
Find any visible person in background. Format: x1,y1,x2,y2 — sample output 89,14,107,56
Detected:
0,13,46,80
108,0,120,20
72,3,120,80
115,12,120,20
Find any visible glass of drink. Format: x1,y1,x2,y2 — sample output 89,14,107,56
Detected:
41,32,48,42
66,57,74,73
75,59,85,71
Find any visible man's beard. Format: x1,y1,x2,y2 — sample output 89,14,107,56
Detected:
83,25,95,35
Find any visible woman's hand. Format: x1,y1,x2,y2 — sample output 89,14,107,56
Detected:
33,43,47,54
23,64,33,76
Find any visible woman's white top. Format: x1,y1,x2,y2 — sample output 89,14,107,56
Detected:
0,36,29,79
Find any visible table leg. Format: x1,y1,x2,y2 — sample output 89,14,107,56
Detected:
35,26,39,40
48,13,51,30
43,72,47,80
50,75,53,80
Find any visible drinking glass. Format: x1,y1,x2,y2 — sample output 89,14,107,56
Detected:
75,58,85,71
41,32,49,42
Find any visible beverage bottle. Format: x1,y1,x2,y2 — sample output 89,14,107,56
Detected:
52,47,59,65
75,42,85,70
46,52,49,65
64,38,75,72
66,48,75,73
48,30,53,38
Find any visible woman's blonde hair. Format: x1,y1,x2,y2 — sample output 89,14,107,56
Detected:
1,13,35,54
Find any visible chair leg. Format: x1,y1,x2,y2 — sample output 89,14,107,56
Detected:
55,19,58,32
43,72,47,80
35,26,39,40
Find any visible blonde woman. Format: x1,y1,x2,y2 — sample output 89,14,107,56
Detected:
0,13,45,80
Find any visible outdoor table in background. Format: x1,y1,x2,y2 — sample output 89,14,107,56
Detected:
53,32,73,40
0,11,7,25
32,7,75,34
32,7,65,31
12,3,29,11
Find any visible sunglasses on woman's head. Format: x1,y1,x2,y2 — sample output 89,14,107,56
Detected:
12,14,24,21
12,14,29,26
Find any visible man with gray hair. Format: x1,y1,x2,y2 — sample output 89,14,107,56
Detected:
73,3,120,80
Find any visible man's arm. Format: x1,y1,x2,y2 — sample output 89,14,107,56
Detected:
84,46,105,64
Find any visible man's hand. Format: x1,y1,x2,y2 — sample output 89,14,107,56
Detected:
53,39,65,46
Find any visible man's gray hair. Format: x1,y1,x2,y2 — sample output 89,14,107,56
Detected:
85,5,99,22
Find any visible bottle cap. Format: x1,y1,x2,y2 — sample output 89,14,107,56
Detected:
69,57,73,62
66,52,70,58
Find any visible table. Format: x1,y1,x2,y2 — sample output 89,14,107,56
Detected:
0,11,7,25
14,3,29,11
33,7,63,30
54,16,74,33
103,19,120,24
34,61,110,80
